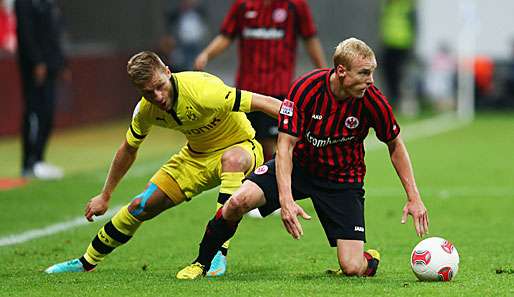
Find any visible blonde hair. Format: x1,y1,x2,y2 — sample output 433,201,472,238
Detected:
127,51,167,87
333,37,375,69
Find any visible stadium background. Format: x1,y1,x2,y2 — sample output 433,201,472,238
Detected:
2,0,514,136
0,1,513,295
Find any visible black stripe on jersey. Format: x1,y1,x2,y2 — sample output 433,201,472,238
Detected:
365,88,387,138
310,87,329,178
217,193,231,205
168,75,182,125
104,221,132,244
129,124,146,139
232,88,241,111
92,235,114,254
288,69,325,105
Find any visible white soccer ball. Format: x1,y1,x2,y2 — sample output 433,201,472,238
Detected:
410,237,459,281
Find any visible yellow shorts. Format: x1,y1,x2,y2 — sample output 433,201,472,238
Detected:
150,139,263,205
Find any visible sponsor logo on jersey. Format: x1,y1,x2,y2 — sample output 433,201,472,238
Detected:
272,8,287,22
242,27,284,40
345,116,359,129
183,117,221,135
254,165,269,175
279,99,294,116
305,131,355,148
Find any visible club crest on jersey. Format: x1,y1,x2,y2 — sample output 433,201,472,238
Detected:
345,116,359,129
280,100,294,116
254,165,269,175
245,10,257,19
272,8,287,22
185,106,198,121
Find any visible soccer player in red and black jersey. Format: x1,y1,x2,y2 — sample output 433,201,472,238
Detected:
177,38,428,279
194,0,326,162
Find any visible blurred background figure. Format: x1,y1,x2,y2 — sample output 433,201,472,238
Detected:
15,0,67,179
194,0,326,163
155,34,179,71
380,0,417,109
506,38,514,101
0,0,16,55
166,0,207,70
473,55,494,104
425,42,456,112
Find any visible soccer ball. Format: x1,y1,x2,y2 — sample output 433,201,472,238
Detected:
410,237,459,281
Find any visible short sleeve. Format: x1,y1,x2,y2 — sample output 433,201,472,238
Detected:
294,0,317,39
364,85,400,143
201,73,252,113
220,0,243,37
126,100,153,148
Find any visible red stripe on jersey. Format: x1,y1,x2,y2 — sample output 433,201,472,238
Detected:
221,0,317,95
279,69,400,183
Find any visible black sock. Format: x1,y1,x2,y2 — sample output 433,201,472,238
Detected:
195,208,240,269
79,256,96,271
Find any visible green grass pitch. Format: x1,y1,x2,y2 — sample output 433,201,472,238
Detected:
0,113,513,296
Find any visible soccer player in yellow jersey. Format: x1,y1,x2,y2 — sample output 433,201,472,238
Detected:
44,51,282,276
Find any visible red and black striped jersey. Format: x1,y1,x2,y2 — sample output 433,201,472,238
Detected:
278,68,400,183
221,0,317,95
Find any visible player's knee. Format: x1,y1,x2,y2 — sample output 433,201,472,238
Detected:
226,193,253,214
221,149,251,171
128,198,146,218
339,259,364,276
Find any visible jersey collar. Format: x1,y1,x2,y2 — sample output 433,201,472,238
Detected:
167,74,182,125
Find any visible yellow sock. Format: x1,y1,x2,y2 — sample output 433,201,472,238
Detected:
217,172,245,253
83,205,142,265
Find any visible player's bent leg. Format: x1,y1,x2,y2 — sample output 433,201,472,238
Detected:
45,183,177,274
206,146,253,277
177,181,267,280
333,239,380,277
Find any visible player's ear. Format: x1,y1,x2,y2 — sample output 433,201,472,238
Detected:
336,64,346,78
165,66,172,77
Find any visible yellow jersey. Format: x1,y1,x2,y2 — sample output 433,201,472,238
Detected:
126,71,255,153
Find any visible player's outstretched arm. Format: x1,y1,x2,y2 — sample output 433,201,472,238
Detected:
386,135,429,237
85,140,138,221
194,35,232,70
304,36,327,68
250,93,282,118
276,133,311,239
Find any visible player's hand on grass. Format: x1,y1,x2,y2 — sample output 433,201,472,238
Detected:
85,194,109,222
401,197,429,238
280,199,311,240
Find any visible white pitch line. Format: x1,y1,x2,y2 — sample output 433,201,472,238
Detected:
0,207,121,247
0,114,469,247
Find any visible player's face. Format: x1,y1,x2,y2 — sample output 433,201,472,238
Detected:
339,56,376,98
139,67,173,111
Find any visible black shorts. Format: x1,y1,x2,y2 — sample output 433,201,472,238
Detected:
247,159,366,247
246,95,285,139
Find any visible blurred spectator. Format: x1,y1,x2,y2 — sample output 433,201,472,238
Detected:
15,0,67,179
0,0,16,54
155,34,181,71
194,0,326,162
166,0,207,70
473,55,494,101
380,0,417,108
425,43,456,112
505,38,514,101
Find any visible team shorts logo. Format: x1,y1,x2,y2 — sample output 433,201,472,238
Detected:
279,100,294,116
345,116,359,129
272,8,287,22
254,165,269,175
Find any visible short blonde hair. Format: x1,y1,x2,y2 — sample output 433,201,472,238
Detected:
333,37,375,69
127,51,167,87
